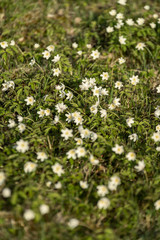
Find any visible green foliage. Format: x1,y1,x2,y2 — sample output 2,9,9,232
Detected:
0,0,160,239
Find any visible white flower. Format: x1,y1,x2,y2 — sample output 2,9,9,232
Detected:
100,72,109,80
126,151,136,161
29,59,35,66
118,19,124,26
89,155,99,165
74,138,83,146
39,204,50,215
24,162,37,173
153,14,158,19
91,50,100,60
156,85,160,93
116,20,124,28
23,209,35,221
37,109,45,118
2,81,15,91
68,218,79,229
0,172,6,186
156,105,160,112
156,125,160,132
0,41,8,49
115,81,123,90
2,82,9,91
51,163,64,176
92,86,101,97
53,115,59,124
58,89,65,98
150,22,156,29
59,90,65,99
61,128,73,140
97,197,110,209
129,75,140,85
100,109,107,118
136,42,146,50
108,182,116,190
18,123,26,133
97,185,108,197
76,147,86,158
34,43,40,49
156,147,160,152
66,149,76,159
66,91,73,101
108,176,121,191
119,36,126,45
42,50,51,59
52,54,61,63
16,139,29,153
118,57,126,64
65,113,73,123
53,68,61,76
117,0,127,5
59,91,65,99
137,18,145,26
151,132,160,142
73,115,83,126
109,10,117,16
90,132,98,142
2,188,11,198
101,88,108,96
86,44,92,49
47,45,55,52
111,176,121,186
108,103,116,110
80,128,90,139
115,23,122,29
17,115,23,122
90,105,98,114
134,160,145,172
10,40,15,46
154,106,160,118
80,181,88,189
8,81,15,89
154,200,160,210
112,144,124,154
126,117,134,127
106,26,114,33
46,181,52,187
37,152,48,162
55,102,67,113
80,78,95,90
144,5,150,10
78,125,83,133
56,84,65,92
55,181,62,189
25,96,35,105
113,98,120,106
72,112,83,125
2,82,8,91
126,19,134,26
8,119,16,128
116,13,124,19
44,108,50,116
77,50,82,56
128,133,138,142
72,42,78,49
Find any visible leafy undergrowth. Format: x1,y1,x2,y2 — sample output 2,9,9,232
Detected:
0,0,160,239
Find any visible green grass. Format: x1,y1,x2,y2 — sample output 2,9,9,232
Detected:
0,0,160,239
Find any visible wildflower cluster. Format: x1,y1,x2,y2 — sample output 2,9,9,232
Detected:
0,0,160,239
